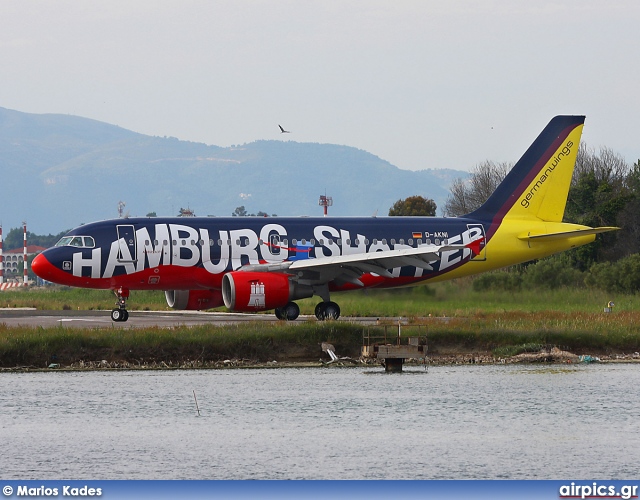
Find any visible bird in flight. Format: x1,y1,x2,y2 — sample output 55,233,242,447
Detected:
278,124,291,133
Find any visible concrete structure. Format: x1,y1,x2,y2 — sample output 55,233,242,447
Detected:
361,323,429,372
1,245,46,282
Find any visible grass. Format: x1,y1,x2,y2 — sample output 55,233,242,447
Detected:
0,321,365,368
1,282,639,368
2,280,636,316
1,309,639,368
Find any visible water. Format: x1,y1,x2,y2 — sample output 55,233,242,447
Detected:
1,364,639,479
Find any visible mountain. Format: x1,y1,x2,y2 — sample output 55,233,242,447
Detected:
0,107,467,234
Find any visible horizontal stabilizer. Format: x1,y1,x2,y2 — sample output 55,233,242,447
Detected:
518,227,619,242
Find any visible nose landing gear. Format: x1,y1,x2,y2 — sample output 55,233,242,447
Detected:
111,287,130,322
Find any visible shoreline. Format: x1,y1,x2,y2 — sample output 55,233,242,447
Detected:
2,312,639,372
3,349,639,373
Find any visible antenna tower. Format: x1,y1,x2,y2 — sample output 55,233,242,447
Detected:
319,194,333,216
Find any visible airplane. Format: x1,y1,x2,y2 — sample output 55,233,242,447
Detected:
32,116,617,322
278,125,290,133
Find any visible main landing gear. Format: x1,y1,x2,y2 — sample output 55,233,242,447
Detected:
315,301,340,321
111,287,129,322
275,302,300,321
274,301,341,321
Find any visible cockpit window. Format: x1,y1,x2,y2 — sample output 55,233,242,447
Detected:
55,237,73,247
55,236,95,248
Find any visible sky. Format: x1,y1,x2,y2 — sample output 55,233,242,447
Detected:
1,0,639,172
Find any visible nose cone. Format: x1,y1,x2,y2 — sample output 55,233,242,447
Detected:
31,252,54,281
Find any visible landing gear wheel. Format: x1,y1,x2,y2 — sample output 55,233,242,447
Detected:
112,287,130,322
275,307,285,320
315,302,326,320
315,301,340,321
324,301,340,320
282,302,300,321
111,308,125,322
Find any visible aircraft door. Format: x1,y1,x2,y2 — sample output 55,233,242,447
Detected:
466,224,486,261
116,225,137,262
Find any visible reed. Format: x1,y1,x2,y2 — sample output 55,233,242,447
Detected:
1,310,639,369
0,322,365,368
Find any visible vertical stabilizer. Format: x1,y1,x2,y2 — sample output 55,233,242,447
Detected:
467,116,585,224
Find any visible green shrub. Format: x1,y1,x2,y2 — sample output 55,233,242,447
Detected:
522,258,585,289
587,254,640,294
472,271,522,291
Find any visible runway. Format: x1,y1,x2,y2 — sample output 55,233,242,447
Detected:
0,308,384,328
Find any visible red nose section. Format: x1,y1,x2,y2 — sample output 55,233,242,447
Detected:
31,252,59,282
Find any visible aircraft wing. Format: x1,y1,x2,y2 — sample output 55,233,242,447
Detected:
240,240,481,287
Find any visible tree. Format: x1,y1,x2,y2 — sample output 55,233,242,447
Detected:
3,227,68,250
232,206,248,217
443,161,511,216
565,145,634,267
388,196,436,216
232,206,275,217
614,160,640,258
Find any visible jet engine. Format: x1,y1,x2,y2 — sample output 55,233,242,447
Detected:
222,271,313,312
165,289,224,311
